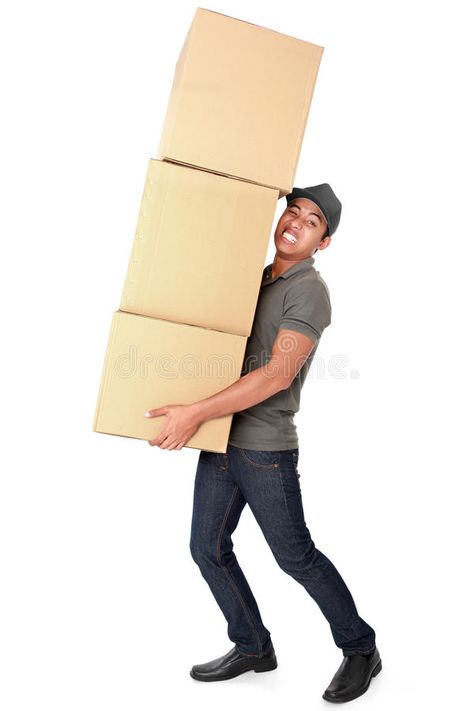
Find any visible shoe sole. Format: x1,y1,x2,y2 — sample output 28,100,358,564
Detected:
190,658,278,682
322,658,382,703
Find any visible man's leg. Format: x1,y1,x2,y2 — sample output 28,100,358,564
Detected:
189,449,274,657
227,445,376,656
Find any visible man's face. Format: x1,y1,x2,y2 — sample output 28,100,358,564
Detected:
274,197,331,258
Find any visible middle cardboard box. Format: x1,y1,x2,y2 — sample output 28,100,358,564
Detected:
120,159,279,337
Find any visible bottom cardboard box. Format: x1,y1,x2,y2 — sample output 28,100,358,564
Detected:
93,310,246,452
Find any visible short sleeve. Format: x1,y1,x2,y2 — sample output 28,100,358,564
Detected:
280,277,332,344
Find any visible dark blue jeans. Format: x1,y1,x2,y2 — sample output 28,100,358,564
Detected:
190,443,376,658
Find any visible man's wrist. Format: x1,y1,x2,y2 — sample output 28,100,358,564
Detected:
189,400,207,423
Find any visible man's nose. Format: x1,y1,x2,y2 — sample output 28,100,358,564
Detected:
289,218,303,229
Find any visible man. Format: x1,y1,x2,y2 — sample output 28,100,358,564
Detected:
145,184,382,703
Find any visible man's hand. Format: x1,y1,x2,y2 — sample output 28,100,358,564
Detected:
145,403,202,450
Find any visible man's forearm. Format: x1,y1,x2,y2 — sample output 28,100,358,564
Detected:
192,364,288,423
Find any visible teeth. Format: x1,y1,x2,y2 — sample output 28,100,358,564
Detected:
283,231,297,243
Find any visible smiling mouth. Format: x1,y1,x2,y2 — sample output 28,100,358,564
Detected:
282,231,298,245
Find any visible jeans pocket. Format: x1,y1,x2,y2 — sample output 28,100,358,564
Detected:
239,448,280,469
199,449,227,471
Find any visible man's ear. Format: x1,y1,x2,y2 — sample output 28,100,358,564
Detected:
317,236,332,252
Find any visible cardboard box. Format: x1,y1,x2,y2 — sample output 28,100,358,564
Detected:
120,159,278,336
92,310,247,452
157,8,324,196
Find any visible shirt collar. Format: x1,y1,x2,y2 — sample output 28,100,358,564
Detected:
262,256,315,286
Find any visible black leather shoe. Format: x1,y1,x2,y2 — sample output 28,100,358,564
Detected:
322,647,382,703
190,645,277,682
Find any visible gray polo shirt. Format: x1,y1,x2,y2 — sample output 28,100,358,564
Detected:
228,255,331,451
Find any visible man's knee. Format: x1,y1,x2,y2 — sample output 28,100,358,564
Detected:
189,534,218,568
272,542,321,577
190,535,235,569
189,537,205,565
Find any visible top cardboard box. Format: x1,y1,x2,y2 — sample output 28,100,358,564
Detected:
157,8,324,197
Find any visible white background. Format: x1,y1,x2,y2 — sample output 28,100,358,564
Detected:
1,1,473,708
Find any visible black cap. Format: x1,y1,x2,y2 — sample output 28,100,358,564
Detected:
285,183,342,236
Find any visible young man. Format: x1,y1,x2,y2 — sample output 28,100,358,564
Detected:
146,184,382,703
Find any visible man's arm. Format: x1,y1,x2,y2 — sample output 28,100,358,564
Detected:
145,328,316,448
192,327,316,422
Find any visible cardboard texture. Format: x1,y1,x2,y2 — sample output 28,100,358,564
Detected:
157,8,324,196
119,159,278,336
93,311,247,453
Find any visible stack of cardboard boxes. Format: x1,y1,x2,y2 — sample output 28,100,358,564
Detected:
92,8,324,452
